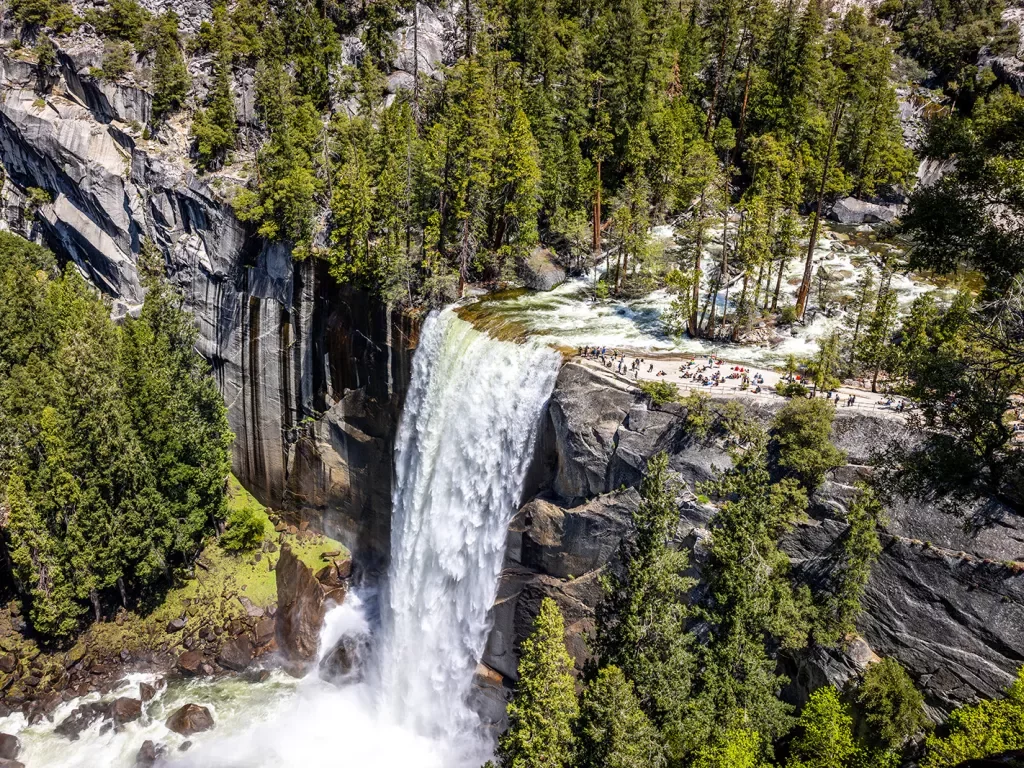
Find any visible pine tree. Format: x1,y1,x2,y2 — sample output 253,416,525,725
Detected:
595,452,695,754
786,687,859,768
498,598,579,768
149,11,191,119
192,3,237,169
857,285,898,392
577,665,666,768
814,484,884,645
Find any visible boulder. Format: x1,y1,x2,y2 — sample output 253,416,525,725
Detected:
175,650,204,677
828,196,902,225
109,697,142,725
318,633,369,683
254,617,276,646
0,734,19,760
216,636,254,672
166,704,215,736
315,563,346,588
139,682,156,702
135,740,166,766
518,247,566,291
275,544,325,663
166,617,187,633
0,759,25,768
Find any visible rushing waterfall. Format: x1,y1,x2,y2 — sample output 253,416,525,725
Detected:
0,307,559,768
376,308,561,743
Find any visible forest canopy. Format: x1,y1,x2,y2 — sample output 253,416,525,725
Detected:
0,234,232,641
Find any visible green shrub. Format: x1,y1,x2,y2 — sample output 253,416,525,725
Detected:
84,0,150,45
97,41,133,81
857,658,930,749
220,503,265,553
772,397,846,489
639,379,679,405
682,390,712,438
777,380,809,398
922,668,1024,767
779,305,799,324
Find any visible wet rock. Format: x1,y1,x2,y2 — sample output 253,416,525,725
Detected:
166,617,187,633
0,733,20,760
0,759,25,768
135,740,166,766
216,636,253,672
275,544,325,663
109,697,142,725
175,650,204,677
179,740,192,751
55,701,107,740
166,703,215,736
139,682,156,702
318,633,369,683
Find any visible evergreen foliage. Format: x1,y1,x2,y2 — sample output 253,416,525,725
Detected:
0,234,231,640
577,665,665,768
772,398,845,490
149,11,191,119
857,658,930,751
499,597,579,768
595,452,695,756
922,668,1024,768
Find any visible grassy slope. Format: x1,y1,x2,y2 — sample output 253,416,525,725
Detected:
0,476,347,697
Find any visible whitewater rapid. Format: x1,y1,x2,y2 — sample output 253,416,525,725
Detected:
0,308,559,767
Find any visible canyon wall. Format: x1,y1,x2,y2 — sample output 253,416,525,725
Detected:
0,48,417,566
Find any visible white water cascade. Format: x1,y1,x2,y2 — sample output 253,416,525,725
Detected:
377,307,561,745
0,307,560,768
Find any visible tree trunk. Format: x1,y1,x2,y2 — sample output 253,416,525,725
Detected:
90,589,101,623
795,99,844,319
593,159,602,255
772,252,785,311
689,190,706,336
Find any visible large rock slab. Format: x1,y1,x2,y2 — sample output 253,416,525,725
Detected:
275,544,325,664
828,196,903,225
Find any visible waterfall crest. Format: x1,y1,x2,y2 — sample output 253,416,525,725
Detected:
376,307,560,742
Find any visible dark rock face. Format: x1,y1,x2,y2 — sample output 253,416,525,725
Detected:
275,544,326,663
0,733,19,760
166,704,215,736
496,371,1024,716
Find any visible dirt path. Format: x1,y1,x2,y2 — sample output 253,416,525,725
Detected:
576,350,912,420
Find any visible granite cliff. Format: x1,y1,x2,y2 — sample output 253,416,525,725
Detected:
484,362,1024,720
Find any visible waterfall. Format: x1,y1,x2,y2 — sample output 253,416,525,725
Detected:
3,307,559,768
376,307,560,744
